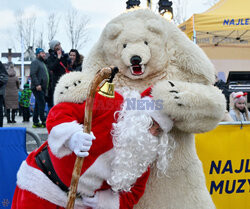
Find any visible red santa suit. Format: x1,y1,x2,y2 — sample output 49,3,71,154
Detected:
11,91,150,209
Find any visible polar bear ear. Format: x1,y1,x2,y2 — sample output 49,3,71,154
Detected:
105,23,122,40
146,19,163,35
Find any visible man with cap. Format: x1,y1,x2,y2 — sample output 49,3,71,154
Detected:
30,48,49,128
47,40,71,106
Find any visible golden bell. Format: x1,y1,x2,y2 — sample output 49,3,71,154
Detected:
98,82,115,98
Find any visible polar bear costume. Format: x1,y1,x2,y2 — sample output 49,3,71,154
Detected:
53,9,226,209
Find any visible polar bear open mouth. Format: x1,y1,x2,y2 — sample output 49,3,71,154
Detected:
129,64,145,76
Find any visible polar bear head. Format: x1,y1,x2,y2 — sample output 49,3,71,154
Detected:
98,11,168,80
83,9,215,90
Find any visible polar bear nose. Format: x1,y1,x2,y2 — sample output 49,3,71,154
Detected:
130,55,142,65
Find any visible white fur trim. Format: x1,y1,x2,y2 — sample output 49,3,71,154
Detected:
17,150,119,209
48,121,83,158
149,110,173,132
96,189,119,209
78,149,114,196
142,96,173,132
16,161,85,209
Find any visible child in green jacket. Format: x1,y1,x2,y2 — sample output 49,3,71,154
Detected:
20,83,32,122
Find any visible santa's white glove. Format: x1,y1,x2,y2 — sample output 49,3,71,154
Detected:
82,193,99,209
66,131,96,157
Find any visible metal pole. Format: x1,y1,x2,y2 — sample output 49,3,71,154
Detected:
193,15,197,44
147,0,152,9
21,35,25,89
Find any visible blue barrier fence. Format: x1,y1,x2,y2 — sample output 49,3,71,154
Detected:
0,127,28,209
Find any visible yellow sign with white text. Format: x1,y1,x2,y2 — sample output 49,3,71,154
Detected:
196,124,250,209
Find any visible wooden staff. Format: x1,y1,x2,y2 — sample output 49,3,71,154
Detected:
66,66,118,209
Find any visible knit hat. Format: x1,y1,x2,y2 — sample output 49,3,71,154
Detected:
24,83,30,89
231,92,247,103
49,40,60,50
35,48,44,55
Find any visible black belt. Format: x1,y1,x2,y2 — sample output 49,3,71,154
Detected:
35,145,69,193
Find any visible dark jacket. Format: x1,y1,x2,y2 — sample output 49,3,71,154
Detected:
30,58,49,93
47,50,70,92
0,61,8,96
215,80,229,97
69,55,83,72
5,68,19,109
69,63,82,72
215,79,230,110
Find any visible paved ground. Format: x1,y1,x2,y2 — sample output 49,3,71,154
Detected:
3,115,48,153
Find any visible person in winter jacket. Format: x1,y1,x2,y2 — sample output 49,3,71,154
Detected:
214,76,230,111
20,82,32,122
30,48,49,128
0,61,8,127
5,64,20,123
47,40,71,106
229,91,250,121
68,49,83,72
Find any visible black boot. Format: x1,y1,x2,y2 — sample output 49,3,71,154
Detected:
6,109,11,123
11,109,16,123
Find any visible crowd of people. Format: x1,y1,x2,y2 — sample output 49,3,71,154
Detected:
0,41,249,128
0,40,84,128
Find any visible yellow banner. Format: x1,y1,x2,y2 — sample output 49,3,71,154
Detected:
196,124,250,209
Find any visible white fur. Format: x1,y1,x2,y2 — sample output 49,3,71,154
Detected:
16,161,85,209
53,8,226,209
96,189,119,209
152,80,226,133
17,151,119,209
134,133,216,209
142,96,173,132
54,71,93,105
109,96,158,192
108,90,174,192
82,9,216,93
48,121,83,158
78,150,114,196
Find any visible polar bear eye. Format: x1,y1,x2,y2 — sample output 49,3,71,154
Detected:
144,41,148,45
123,44,127,48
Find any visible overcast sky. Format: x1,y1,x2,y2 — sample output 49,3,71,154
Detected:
0,0,211,57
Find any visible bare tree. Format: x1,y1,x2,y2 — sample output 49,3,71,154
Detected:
65,9,89,50
47,12,59,42
7,29,17,52
171,0,219,25
172,0,189,25
36,29,46,49
16,10,37,50
203,0,220,7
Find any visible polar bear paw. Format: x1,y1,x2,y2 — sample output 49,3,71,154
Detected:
54,71,91,105
167,81,185,107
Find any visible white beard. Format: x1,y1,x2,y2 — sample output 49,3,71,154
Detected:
108,90,176,192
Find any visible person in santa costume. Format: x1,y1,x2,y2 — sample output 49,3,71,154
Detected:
11,84,173,209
